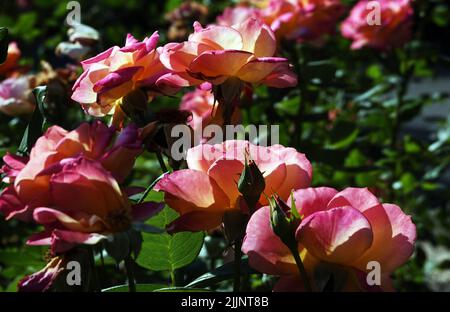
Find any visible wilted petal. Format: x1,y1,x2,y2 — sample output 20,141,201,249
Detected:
33,207,103,232
131,201,165,222
0,186,32,221
18,257,64,292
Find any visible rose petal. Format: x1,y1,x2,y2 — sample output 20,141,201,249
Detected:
297,206,373,265
233,18,276,57
154,169,230,215
189,50,253,78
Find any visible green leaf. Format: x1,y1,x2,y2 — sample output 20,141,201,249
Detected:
186,257,257,288
102,284,167,292
326,121,359,150
0,27,8,64
136,206,204,272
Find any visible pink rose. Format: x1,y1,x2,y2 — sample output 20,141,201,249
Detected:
71,32,169,119
158,18,297,89
1,156,162,254
154,140,312,232
0,121,143,222
0,121,162,254
242,187,416,291
259,0,344,43
341,0,413,50
0,76,35,116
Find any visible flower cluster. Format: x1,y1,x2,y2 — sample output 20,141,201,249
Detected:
0,0,419,293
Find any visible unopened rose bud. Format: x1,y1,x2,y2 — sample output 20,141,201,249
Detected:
237,154,265,213
269,195,301,248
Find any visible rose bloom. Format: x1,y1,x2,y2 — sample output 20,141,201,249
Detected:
0,42,21,75
0,76,35,116
0,122,161,254
260,0,345,43
71,32,169,120
341,0,413,50
179,86,241,141
216,6,261,27
154,140,312,232
242,187,416,291
158,18,297,89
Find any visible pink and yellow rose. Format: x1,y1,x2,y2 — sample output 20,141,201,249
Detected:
71,32,169,121
260,0,345,43
154,140,312,232
242,187,416,291
158,18,297,89
341,0,413,50
0,121,161,254
218,1,344,43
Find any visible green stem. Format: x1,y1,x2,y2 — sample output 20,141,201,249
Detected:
170,270,176,287
156,151,168,173
233,238,243,292
288,245,312,292
124,256,136,292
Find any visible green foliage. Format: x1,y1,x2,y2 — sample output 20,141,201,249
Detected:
137,193,204,274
